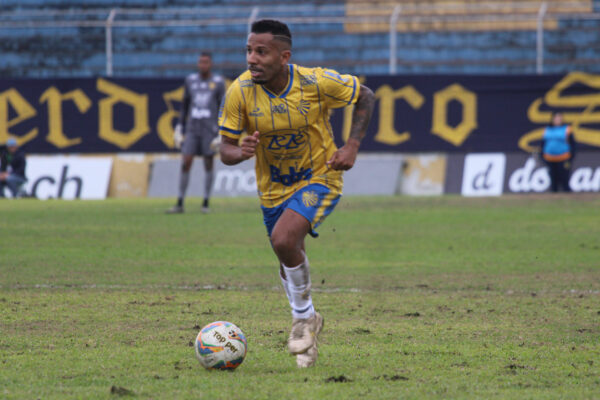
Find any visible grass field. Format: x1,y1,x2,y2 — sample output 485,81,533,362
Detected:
1,195,599,399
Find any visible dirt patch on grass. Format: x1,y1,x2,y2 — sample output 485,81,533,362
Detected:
325,375,353,383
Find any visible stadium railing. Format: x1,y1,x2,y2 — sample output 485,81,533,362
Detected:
1,2,599,76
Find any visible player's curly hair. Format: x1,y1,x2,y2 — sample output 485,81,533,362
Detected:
251,19,292,47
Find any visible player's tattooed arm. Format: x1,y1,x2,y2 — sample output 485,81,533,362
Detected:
348,84,375,145
327,84,375,171
220,132,260,165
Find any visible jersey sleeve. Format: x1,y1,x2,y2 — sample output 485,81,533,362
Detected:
218,79,246,139
317,68,360,109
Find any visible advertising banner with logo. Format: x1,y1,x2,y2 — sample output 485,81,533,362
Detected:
445,151,600,195
24,156,113,200
147,155,407,198
2,72,600,154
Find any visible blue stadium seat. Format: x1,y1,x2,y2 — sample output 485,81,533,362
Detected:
0,0,599,77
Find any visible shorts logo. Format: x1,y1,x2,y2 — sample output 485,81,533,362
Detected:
302,190,319,207
271,104,288,114
297,100,310,116
270,165,312,186
249,107,264,117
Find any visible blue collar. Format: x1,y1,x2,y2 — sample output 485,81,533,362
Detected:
261,64,294,99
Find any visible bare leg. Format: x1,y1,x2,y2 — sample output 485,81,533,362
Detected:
203,155,214,209
177,154,194,206
270,208,310,267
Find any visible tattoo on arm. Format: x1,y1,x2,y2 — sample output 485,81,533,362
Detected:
349,84,375,143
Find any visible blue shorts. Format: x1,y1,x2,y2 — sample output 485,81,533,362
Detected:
261,183,341,238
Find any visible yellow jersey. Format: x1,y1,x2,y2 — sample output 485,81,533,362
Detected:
218,64,360,207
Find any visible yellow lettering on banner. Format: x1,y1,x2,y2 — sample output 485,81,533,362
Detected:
371,84,425,145
40,87,92,148
431,83,477,146
0,88,38,145
97,78,150,149
520,71,600,151
157,86,184,148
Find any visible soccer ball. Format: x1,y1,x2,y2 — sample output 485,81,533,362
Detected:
194,321,247,370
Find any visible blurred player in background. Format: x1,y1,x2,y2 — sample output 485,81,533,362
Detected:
167,52,226,214
0,138,27,198
542,112,576,192
219,19,375,367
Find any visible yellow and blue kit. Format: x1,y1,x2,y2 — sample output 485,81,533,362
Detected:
218,64,360,235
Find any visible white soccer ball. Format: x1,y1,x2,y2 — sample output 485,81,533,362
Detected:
194,321,247,370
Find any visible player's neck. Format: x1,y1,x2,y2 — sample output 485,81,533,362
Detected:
264,66,289,96
200,71,211,80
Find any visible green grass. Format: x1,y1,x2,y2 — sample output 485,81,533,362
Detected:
1,195,599,399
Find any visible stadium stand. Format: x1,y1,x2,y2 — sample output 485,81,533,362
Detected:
0,0,599,77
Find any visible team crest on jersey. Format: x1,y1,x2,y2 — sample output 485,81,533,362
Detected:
239,79,254,88
302,191,319,207
209,82,216,90
300,74,316,86
249,107,264,117
297,100,310,116
271,104,288,114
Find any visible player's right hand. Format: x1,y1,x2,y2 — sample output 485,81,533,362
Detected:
240,131,260,160
173,124,184,149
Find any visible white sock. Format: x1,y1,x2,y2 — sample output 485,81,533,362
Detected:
280,268,294,311
282,256,315,319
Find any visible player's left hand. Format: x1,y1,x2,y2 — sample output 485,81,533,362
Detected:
327,140,360,171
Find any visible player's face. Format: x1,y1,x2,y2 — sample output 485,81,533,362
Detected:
246,32,290,85
552,113,563,126
198,55,212,75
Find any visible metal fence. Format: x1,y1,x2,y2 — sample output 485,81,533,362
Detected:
1,2,599,76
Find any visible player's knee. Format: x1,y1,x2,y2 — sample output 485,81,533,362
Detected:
270,234,296,257
182,159,193,171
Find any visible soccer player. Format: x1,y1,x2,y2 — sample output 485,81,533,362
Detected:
167,52,226,214
218,19,375,367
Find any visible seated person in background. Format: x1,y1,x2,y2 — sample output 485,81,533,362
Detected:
0,138,27,198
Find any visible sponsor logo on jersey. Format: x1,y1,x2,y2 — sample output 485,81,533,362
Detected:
297,100,310,116
271,104,288,114
264,128,309,155
302,190,319,207
300,74,316,86
269,165,312,186
249,107,264,117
